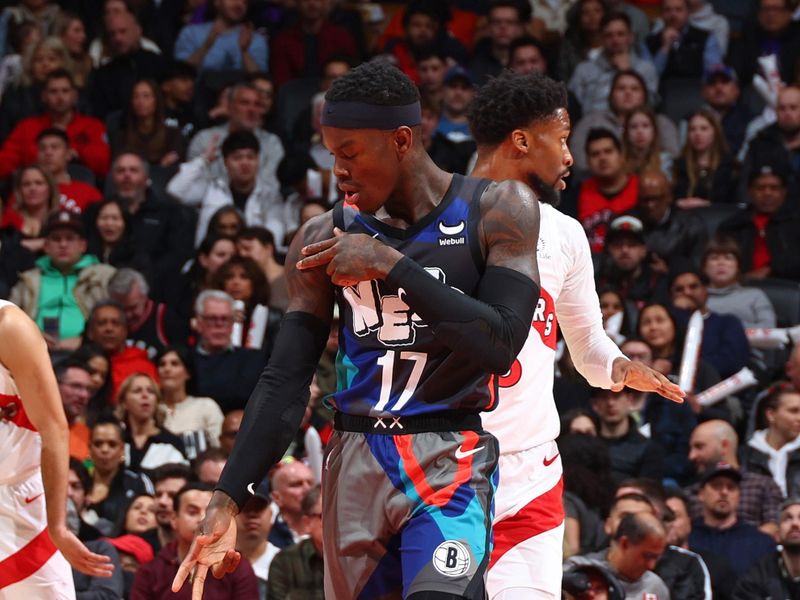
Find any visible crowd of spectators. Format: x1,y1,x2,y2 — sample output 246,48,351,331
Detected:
1,0,800,597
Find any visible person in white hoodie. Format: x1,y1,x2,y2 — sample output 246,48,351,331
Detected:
167,129,285,247
744,385,800,497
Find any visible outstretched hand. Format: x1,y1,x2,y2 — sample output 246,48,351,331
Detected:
297,227,401,286
610,358,685,404
171,503,240,600
49,526,114,577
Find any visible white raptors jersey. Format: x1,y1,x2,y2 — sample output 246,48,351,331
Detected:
0,300,42,484
482,204,625,454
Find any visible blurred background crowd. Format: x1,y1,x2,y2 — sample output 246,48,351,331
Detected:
0,0,799,597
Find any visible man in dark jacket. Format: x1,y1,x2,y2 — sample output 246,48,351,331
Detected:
733,497,800,599
719,162,800,281
591,387,665,483
629,170,708,268
689,463,776,575
645,0,722,87
728,0,800,91
741,85,800,190
88,12,164,117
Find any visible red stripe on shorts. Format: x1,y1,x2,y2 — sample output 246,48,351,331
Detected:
0,393,36,431
394,430,479,508
489,476,565,568
0,528,57,589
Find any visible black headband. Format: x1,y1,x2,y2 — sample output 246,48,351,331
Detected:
320,100,422,129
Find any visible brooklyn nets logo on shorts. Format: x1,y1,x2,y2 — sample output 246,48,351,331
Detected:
432,540,471,576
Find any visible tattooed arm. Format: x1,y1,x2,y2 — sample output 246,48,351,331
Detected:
298,180,541,374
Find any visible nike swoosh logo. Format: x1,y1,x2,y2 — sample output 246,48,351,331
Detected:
438,220,466,236
24,493,43,504
543,453,560,467
455,445,484,460
247,482,256,495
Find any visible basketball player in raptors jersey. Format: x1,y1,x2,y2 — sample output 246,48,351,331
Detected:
0,301,112,598
469,72,684,599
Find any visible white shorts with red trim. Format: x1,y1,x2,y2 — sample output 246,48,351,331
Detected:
488,440,564,599
0,470,75,599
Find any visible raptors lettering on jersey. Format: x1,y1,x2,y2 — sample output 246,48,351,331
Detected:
499,288,556,389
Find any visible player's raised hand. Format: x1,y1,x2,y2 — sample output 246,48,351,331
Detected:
49,525,114,577
610,358,685,404
297,227,402,286
172,501,240,599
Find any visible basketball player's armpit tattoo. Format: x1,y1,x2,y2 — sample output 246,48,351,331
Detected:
215,311,329,509
479,180,541,286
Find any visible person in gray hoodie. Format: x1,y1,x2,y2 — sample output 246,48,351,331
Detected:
703,234,776,329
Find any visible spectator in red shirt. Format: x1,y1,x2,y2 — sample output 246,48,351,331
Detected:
578,127,638,253
37,128,103,212
269,0,356,88
0,69,110,180
85,300,158,402
132,482,259,600
719,162,800,281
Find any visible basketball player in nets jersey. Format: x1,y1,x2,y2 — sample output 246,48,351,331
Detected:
173,61,542,599
0,301,113,598
469,72,685,599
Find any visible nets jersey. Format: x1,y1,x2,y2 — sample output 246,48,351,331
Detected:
0,300,41,485
331,174,497,418
482,203,622,454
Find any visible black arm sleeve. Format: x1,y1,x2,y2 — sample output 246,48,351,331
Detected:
215,311,329,509
385,257,540,375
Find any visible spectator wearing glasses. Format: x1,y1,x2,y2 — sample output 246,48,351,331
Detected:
56,358,96,461
189,290,265,413
267,484,324,600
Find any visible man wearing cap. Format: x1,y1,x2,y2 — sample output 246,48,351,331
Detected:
686,419,782,538
689,463,776,574
596,215,670,308
434,65,476,145
733,497,800,598
235,480,280,598
700,64,752,157
718,161,800,281
9,211,115,352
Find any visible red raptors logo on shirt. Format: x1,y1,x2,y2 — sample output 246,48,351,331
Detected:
532,287,557,349
498,287,557,388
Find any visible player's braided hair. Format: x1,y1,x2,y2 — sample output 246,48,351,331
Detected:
324,60,420,107
468,71,567,147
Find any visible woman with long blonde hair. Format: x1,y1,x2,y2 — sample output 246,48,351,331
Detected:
674,108,737,208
